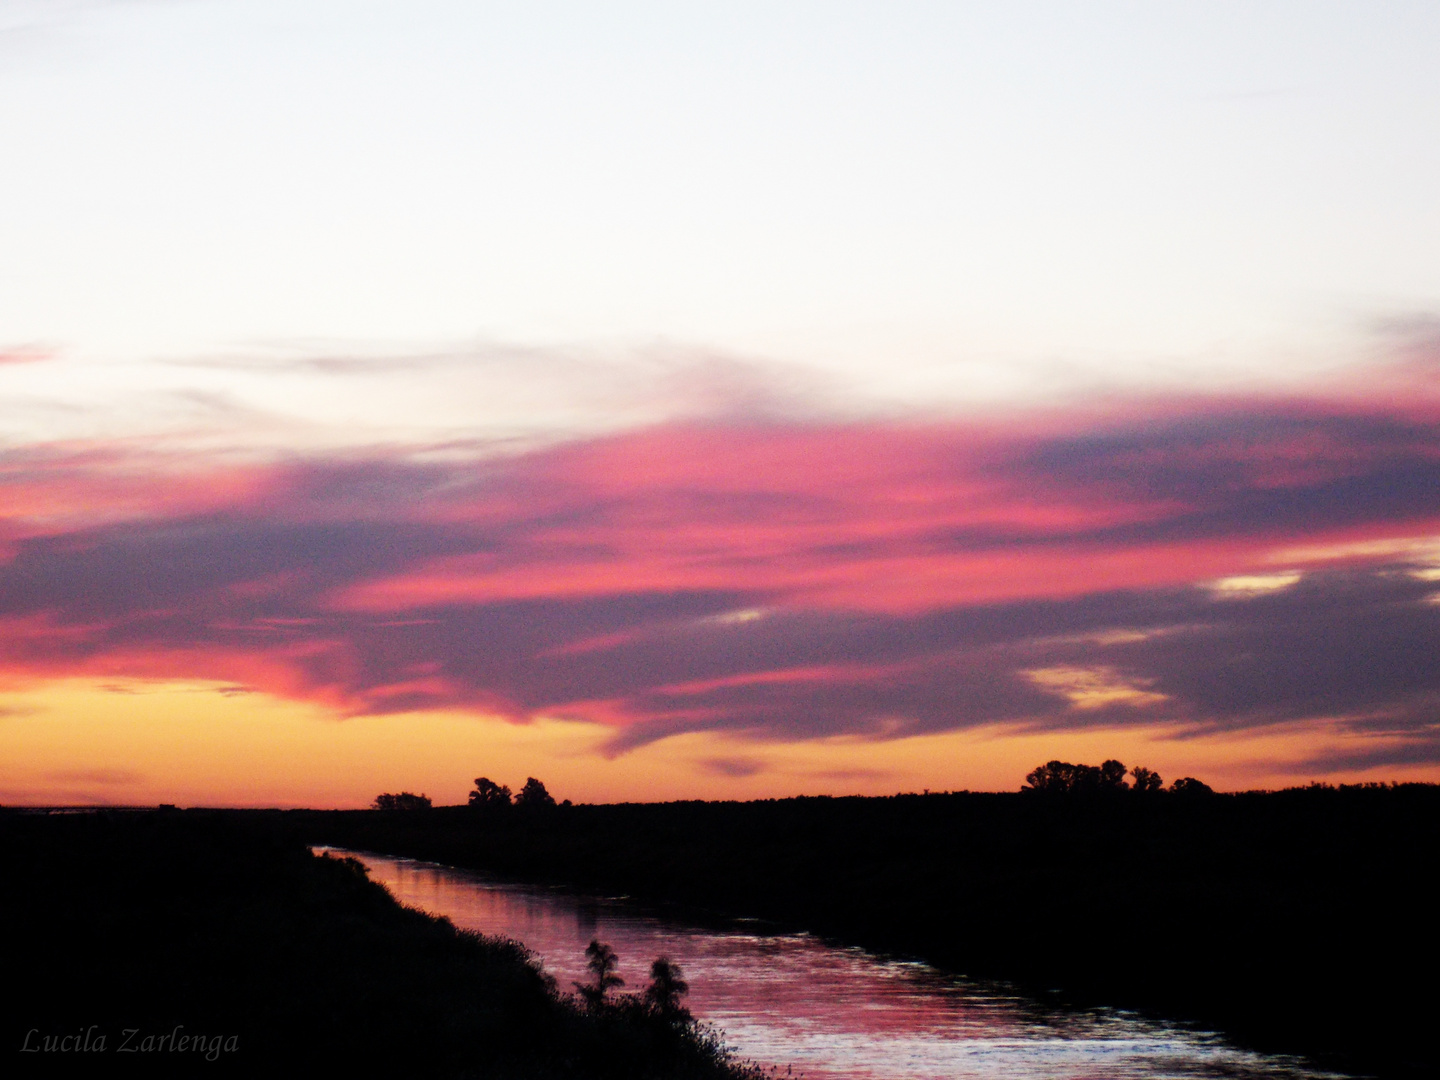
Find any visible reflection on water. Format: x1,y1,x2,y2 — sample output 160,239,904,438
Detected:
326,849,1347,1080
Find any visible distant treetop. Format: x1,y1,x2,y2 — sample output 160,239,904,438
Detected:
515,777,557,810
1023,759,1129,793
469,775,563,809
372,792,432,811
469,777,512,808
1169,776,1215,796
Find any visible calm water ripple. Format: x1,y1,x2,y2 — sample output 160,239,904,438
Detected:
325,849,1352,1080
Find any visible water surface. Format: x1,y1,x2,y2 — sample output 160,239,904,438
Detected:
329,848,1348,1080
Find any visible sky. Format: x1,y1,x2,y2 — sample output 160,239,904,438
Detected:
1,1,1438,805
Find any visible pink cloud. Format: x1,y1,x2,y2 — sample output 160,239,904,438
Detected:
1,386,1437,764
0,345,54,366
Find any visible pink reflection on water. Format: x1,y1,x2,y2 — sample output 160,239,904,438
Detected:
328,849,1346,1080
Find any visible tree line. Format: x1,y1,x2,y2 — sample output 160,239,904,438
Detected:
373,777,571,812
1022,759,1213,795
375,763,1215,811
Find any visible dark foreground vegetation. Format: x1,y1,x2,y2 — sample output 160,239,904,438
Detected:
2,810,760,1079
304,780,1440,1079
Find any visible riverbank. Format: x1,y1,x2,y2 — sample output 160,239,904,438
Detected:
1,810,763,1078
298,785,1439,1079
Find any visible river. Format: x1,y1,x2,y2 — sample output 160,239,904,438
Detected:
327,848,1347,1080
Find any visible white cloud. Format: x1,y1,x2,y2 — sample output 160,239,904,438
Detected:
1025,667,1168,711
1208,571,1303,599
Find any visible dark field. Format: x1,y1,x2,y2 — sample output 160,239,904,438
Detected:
302,785,1440,1079
2,810,760,1079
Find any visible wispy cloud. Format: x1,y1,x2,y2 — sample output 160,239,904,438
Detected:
0,344,55,366
697,757,766,778
44,768,143,785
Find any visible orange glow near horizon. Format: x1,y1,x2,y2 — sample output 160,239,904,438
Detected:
1,677,1434,808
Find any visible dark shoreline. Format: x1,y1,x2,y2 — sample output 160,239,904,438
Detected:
296,784,1440,1080
2,810,764,1078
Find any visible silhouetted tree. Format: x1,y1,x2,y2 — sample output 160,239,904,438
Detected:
1024,760,1078,792
372,792,431,811
515,777,557,810
468,777,512,808
643,957,692,1026
575,939,624,1010
1170,776,1215,796
1097,759,1128,789
1130,765,1164,793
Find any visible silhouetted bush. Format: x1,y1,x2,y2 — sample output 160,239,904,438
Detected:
569,943,709,1074
644,958,692,1027
575,939,625,1010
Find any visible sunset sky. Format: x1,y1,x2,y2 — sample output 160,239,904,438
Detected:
2,1,1438,805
